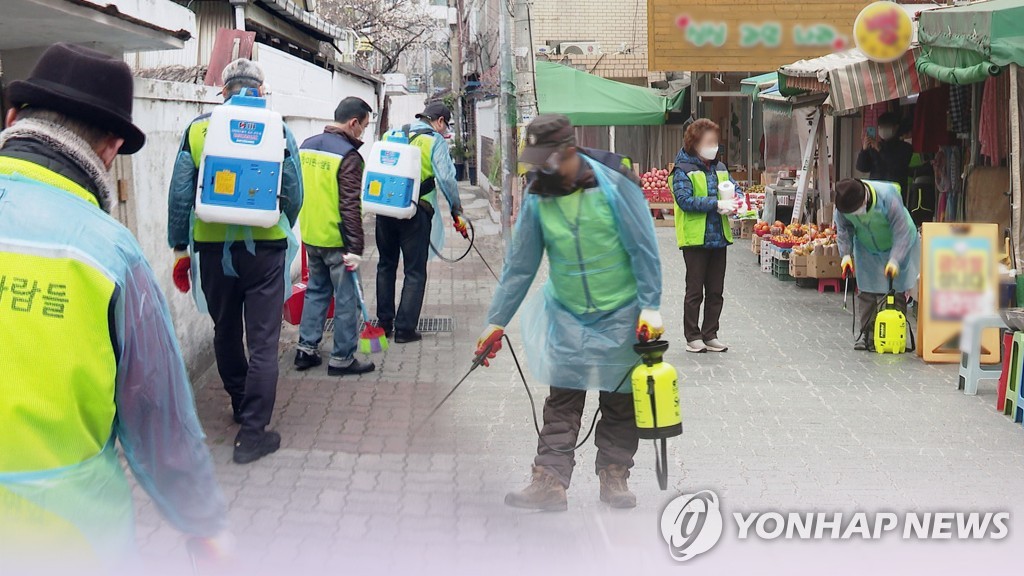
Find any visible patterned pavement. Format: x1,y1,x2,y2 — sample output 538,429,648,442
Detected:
135,184,1024,575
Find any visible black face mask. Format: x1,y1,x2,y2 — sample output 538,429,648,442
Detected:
530,170,573,196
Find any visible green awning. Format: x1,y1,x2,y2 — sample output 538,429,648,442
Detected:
919,0,1024,69
740,72,778,98
916,54,1002,85
535,61,681,126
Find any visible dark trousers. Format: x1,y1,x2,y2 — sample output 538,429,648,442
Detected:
534,387,639,488
199,246,286,441
682,246,728,342
375,207,432,332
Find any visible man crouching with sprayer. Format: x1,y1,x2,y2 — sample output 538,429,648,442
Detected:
475,114,665,511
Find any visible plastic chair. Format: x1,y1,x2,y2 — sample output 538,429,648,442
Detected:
818,278,841,293
996,332,1014,412
1005,333,1023,420
957,312,1006,396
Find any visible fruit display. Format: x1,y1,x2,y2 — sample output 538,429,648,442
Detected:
766,222,838,249
743,184,766,213
641,168,673,203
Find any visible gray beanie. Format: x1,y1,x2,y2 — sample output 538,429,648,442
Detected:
222,59,265,86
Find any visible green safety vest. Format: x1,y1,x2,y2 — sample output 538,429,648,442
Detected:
536,188,637,315
187,117,288,243
674,169,733,247
384,128,437,205
0,158,118,473
845,181,912,254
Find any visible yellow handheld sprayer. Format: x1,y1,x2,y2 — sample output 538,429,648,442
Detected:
874,275,912,354
631,339,681,490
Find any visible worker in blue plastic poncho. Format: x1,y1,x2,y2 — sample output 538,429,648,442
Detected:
0,43,228,574
834,178,920,351
475,114,664,511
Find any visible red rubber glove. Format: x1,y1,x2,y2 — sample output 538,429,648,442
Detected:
172,251,191,293
453,215,469,239
474,325,504,367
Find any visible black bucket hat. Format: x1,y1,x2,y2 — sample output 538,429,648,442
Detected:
6,43,145,154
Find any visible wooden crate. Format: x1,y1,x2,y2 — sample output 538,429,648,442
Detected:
650,202,675,227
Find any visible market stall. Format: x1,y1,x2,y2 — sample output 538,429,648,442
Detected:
917,0,1024,270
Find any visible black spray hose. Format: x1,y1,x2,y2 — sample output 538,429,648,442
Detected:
413,334,638,455
429,217,474,263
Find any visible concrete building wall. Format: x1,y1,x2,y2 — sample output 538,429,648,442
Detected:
530,0,656,82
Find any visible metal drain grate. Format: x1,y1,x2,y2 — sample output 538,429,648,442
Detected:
324,316,455,333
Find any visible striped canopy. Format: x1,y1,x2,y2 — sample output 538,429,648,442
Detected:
779,46,938,114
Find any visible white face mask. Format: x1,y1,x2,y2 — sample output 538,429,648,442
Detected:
878,127,895,140
699,145,719,161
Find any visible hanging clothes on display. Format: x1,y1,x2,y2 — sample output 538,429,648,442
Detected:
933,148,949,222
912,85,954,154
949,85,972,135
979,73,1010,165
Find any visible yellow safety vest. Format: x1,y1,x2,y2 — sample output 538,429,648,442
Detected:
674,169,734,247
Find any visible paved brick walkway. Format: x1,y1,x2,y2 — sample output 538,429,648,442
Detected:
136,185,1024,574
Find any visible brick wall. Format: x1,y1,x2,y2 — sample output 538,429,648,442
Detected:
531,0,651,81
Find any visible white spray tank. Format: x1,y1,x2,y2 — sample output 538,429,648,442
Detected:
195,91,284,228
361,129,422,220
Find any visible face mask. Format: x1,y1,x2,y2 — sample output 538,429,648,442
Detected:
878,127,895,140
850,205,868,217
699,145,719,161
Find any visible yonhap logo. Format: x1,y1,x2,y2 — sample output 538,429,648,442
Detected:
660,490,724,562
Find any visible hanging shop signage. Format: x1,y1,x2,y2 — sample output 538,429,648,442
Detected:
649,1,873,72
853,1,913,63
919,223,1000,364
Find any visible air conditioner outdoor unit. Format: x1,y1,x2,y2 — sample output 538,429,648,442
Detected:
535,45,552,56
559,42,602,56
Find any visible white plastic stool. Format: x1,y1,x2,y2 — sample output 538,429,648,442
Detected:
958,312,1007,396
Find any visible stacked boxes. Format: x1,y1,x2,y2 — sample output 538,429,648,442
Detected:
808,244,842,279
751,233,762,255
760,238,773,273
789,251,809,278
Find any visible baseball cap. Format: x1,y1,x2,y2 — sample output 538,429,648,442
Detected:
416,102,452,123
519,114,576,165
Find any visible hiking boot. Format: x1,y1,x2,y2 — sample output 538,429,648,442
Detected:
394,330,423,344
327,358,376,377
686,340,707,353
703,338,729,353
598,464,637,509
233,431,281,464
504,466,568,511
294,349,322,371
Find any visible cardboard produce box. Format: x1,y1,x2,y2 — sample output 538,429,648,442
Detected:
740,219,755,239
751,234,762,255
808,244,842,278
789,251,809,278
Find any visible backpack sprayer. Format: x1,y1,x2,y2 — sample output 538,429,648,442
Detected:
195,90,284,227
415,332,682,490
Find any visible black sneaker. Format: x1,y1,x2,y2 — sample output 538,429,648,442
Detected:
393,330,422,344
378,323,394,339
328,358,376,376
233,431,281,464
294,349,322,371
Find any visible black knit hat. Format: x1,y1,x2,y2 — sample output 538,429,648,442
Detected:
835,179,868,214
6,43,145,154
